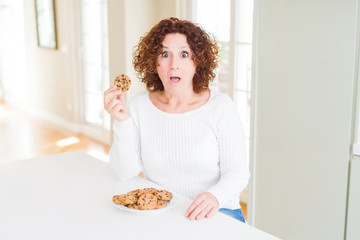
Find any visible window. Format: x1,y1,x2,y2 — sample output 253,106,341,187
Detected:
194,0,231,94
0,0,27,102
194,0,254,156
80,0,110,132
234,0,253,150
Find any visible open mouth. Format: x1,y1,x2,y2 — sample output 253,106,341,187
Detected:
170,76,181,83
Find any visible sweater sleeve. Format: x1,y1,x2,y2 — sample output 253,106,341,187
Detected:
206,98,250,208
109,117,142,181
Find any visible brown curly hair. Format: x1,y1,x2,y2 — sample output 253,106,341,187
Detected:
133,17,219,93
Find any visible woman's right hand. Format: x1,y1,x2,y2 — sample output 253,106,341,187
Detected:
104,85,130,121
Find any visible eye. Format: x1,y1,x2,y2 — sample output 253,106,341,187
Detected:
181,52,189,58
161,52,169,58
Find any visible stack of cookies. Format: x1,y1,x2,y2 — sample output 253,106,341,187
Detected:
112,188,173,210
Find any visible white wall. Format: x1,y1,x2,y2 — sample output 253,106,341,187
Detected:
17,0,78,123
250,0,357,239
108,0,153,102
346,156,360,239
108,0,178,102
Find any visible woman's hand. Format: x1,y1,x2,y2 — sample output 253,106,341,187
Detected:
185,192,220,221
104,85,130,121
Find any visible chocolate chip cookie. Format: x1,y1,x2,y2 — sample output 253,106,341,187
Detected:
155,200,168,209
112,193,137,205
137,193,158,210
114,74,131,92
154,189,173,201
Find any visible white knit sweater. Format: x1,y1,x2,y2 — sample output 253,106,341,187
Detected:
109,90,250,209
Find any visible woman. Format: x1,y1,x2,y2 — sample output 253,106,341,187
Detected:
104,17,250,222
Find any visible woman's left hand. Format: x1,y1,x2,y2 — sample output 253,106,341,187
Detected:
185,192,219,220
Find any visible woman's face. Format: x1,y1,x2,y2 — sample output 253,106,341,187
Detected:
156,33,196,95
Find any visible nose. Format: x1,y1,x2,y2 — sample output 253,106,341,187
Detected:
170,56,179,69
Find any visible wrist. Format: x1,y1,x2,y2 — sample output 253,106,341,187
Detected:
115,114,130,121
205,192,219,206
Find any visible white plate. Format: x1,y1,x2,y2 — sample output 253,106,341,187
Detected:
113,195,177,213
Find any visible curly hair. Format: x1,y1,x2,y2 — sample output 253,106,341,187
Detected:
133,17,219,93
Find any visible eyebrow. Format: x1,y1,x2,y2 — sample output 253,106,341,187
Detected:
162,45,190,50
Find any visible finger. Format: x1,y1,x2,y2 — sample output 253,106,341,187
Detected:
188,201,207,221
104,88,122,106
110,105,125,119
195,205,213,220
185,197,203,217
119,90,125,101
104,86,118,105
205,207,218,219
105,98,121,112
104,85,117,94
110,101,126,115
116,90,124,100
105,85,117,93
107,102,124,114
104,88,121,103
104,93,115,107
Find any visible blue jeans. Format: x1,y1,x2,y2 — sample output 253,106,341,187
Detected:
219,208,245,223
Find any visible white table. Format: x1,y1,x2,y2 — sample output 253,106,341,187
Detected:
0,151,280,240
